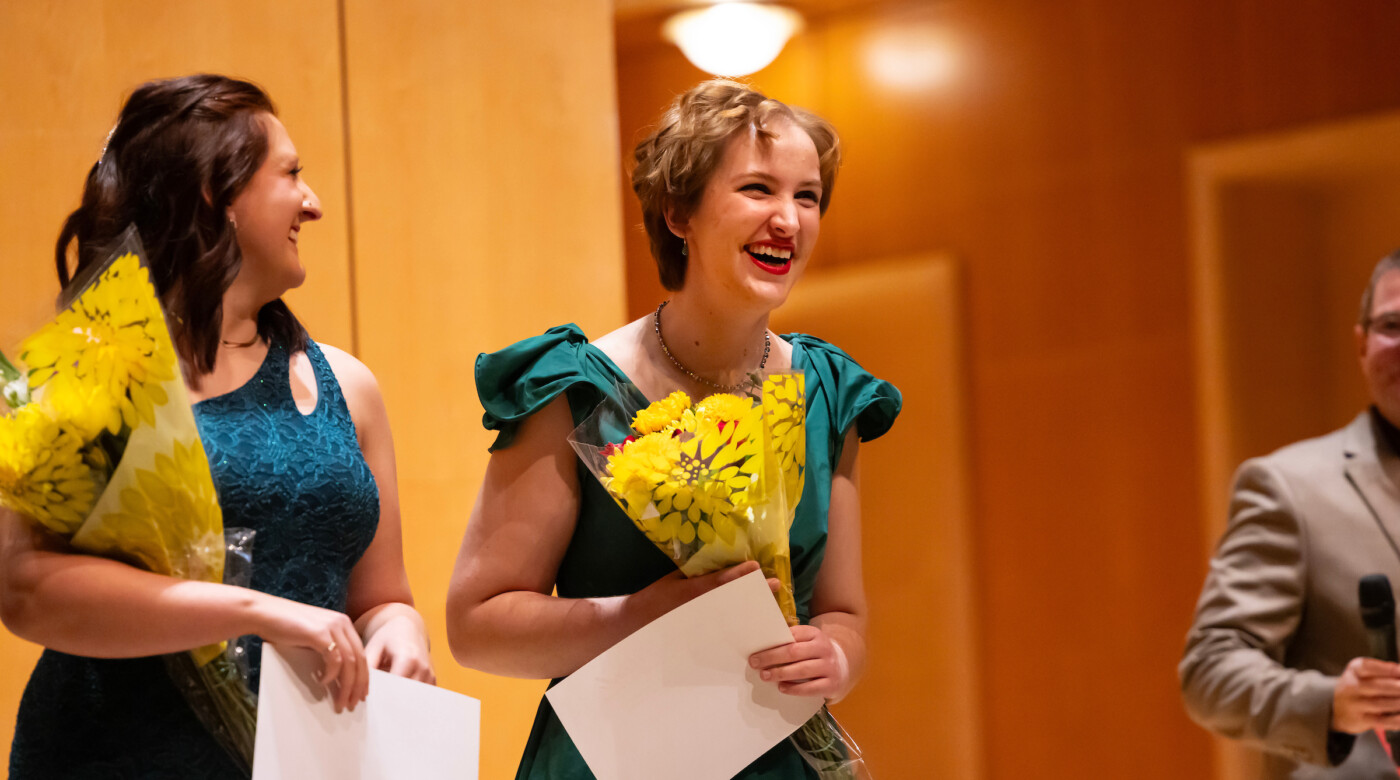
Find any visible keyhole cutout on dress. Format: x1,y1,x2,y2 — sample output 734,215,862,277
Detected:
287,350,320,417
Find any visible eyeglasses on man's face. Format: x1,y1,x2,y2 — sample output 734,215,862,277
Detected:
1366,313,1400,339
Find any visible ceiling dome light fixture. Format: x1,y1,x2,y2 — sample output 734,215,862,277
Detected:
863,25,960,92
662,3,804,78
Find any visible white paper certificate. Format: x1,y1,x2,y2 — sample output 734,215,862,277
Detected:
252,643,480,779
546,569,824,780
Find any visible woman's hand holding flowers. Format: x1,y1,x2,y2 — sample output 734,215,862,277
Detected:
632,560,761,621
749,624,852,701
631,561,784,624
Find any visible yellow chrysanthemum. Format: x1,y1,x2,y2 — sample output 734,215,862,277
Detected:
40,371,122,442
671,408,698,434
763,374,807,512
631,390,692,434
0,405,102,535
694,393,754,426
21,253,175,435
606,432,682,518
80,438,224,583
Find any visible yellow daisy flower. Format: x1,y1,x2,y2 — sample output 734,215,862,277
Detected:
763,374,807,511
80,437,224,583
21,253,175,435
0,404,102,535
598,384,807,587
631,390,691,434
650,415,760,547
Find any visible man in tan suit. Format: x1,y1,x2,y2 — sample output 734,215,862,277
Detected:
1182,252,1400,778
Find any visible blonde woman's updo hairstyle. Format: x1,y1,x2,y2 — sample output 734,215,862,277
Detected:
631,79,841,290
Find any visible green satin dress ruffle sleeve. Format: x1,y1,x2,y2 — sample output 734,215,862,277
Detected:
474,325,902,780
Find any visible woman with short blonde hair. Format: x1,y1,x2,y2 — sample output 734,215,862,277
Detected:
449,79,900,779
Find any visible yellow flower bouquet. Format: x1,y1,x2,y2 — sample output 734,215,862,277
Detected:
570,374,869,779
0,228,257,773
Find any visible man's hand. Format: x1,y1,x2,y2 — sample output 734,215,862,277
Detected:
1332,657,1400,733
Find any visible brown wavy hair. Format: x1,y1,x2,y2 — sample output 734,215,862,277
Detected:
55,73,307,378
631,79,841,290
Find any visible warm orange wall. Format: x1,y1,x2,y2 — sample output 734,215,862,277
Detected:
340,2,624,777
615,1,1400,777
0,2,622,778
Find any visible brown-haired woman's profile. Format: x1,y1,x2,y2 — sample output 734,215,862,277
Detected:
1,74,433,778
56,75,304,377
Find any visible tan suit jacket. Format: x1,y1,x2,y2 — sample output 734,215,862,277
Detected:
1182,411,1400,779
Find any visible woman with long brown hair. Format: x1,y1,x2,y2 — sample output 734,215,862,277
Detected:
0,74,431,778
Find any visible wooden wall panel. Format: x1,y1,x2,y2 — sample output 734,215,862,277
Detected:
0,1,350,770
340,2,624,778
0,0,353,348
1190,112,1400,541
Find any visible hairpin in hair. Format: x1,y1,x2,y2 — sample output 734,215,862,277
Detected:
97,124,117,166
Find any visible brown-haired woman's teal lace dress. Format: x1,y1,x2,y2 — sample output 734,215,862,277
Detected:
475,324,902,780
8,339,380,779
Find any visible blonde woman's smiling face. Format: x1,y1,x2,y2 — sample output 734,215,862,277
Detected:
676,117,823,309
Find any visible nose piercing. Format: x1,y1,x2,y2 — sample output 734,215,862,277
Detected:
302,200,312,208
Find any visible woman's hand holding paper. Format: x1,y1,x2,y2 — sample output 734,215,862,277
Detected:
749,624,852,700
255,595,369,713
360,604,436,684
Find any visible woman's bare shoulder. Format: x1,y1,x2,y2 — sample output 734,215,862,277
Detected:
589,317,651,373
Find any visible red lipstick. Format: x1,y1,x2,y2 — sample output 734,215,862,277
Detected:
746,241,794,276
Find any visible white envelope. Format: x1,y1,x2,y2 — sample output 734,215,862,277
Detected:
547,569,823,780
252,643,480,779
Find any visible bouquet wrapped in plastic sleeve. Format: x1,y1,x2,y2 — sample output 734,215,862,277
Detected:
0,227,258,773
569,373,870,779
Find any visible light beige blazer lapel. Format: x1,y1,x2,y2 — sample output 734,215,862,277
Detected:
1344,410,1400,564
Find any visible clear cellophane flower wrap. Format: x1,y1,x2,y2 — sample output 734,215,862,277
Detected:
0,226,257,774
569,373,870,779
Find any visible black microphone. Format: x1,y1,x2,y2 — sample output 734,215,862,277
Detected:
1360,574,1400,764
1361,574,1398,662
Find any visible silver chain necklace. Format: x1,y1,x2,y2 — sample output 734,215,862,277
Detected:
653,300,770,393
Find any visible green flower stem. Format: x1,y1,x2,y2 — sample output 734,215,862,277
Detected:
790,704,867,780
165,650,257,775
0,350,21,383
0,349,29,408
